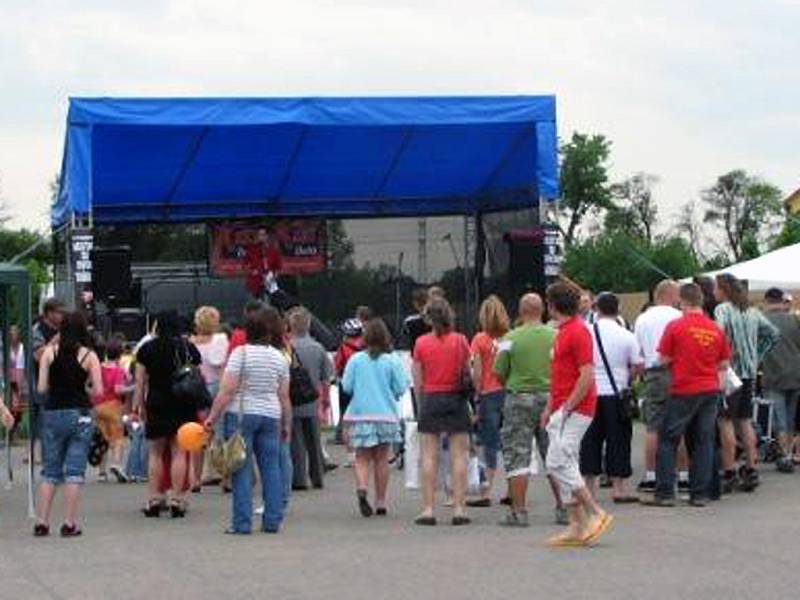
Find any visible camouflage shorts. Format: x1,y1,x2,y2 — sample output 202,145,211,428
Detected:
642,367,671,432
501,392,550,478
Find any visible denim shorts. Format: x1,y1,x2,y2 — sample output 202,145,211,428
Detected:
41,408,94,485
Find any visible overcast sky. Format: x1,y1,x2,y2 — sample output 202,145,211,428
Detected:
0,0,797,232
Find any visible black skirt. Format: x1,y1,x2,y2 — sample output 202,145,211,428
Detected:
145,389,197,440
418,392,471,434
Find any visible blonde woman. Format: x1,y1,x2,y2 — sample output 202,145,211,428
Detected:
467,295,510,507
190,306,229,489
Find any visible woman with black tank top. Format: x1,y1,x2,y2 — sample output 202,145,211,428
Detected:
133,311,201,518
34,311,103,538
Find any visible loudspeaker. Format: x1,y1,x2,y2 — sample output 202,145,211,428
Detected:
113,309,146,343
91,246,132,304
504,229,546,295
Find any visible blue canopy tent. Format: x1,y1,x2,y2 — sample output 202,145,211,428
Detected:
52,95,559,330
52,96,558,226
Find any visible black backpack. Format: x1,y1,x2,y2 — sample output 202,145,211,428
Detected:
289,349,319,407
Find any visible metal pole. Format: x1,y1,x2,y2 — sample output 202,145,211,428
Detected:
1,286,11,488
395,252,405,335
20,278,35,518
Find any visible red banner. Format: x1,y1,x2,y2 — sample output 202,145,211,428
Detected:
210,220,326,277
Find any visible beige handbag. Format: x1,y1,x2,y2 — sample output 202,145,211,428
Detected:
209,347,248,476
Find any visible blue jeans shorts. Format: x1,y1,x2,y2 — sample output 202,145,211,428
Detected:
41,408,94,485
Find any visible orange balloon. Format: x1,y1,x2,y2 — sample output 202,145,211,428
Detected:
177,422,207,453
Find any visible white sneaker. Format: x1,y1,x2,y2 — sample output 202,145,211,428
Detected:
254,505,265,516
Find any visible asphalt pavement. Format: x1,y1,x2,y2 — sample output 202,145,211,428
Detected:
0,427,798,600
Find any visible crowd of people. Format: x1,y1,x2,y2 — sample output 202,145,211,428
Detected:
3,271,799,546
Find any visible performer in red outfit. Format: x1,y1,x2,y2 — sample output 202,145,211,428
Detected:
245,228,284,299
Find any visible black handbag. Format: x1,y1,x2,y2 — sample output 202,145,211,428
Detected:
289,349,319,407
593,322,639,420
171,341,212,410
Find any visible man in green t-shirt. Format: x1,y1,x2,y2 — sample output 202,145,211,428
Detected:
494,293,565,527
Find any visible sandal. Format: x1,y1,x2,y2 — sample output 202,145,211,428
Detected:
60,522,83,538
375,508,388,516
141,499,166,518
33,522,50,537
169,499,187,519
414,515,437,526
583,513,615,545
546,531,587,547
451,515,471,526
465,498,491,508
612,495,640,504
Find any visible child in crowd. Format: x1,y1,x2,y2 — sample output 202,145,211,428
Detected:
334,318,365,445
96,336,134,483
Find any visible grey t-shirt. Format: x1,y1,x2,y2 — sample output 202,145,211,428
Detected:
762,310,800,391
291,334,333,418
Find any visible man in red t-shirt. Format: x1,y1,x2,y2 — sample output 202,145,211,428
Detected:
647,283,731,507
244,228,284,299
541,283,612,547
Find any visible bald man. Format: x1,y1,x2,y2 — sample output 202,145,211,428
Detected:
634,280,683,493
494,293,566,526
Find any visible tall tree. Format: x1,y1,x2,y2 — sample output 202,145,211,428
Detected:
605,172,659,244
702,170,783,261
562,231,698,294
558,132,613,246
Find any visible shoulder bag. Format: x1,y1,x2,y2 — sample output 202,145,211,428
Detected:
594,322,638,420
209,347,247,477
289,348,319,407
171,340,212,410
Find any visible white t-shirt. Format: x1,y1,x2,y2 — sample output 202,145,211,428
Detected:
224,344,289,419
195,333,229,385
591,318,643,395
634,305,682,369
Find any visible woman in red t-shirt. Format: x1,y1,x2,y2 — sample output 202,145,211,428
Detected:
468,296,510,506
412,298,472,526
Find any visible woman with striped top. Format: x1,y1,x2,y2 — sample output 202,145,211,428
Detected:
205,306,292,534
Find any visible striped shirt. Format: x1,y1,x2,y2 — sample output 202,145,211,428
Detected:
714,303,779,380
224,344,289,419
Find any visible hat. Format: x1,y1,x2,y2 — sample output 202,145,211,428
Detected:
764,287,785,303
341,318,363,338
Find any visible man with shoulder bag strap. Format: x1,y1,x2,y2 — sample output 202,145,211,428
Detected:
580,293,643,503
288,307,334,490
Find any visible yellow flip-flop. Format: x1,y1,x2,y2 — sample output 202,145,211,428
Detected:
545,531,588,548
583,513,615,545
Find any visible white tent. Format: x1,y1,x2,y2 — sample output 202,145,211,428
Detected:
701,243,800,291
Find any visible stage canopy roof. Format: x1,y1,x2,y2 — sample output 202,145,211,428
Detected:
52,96,558,227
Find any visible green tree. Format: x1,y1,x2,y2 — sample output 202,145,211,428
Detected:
605,173,659,244
702,170,783,261
326,219,355,270
771,214,800,250
0,227,53,312
558,132,614,246
563,232,698,293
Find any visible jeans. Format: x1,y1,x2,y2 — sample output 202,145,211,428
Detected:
477,390,504,470
40,409,93,485
126,423,148,480
765,389,800,436
281,441,292,511
224,413,283,533
291,415,324,488
656,393,719,501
